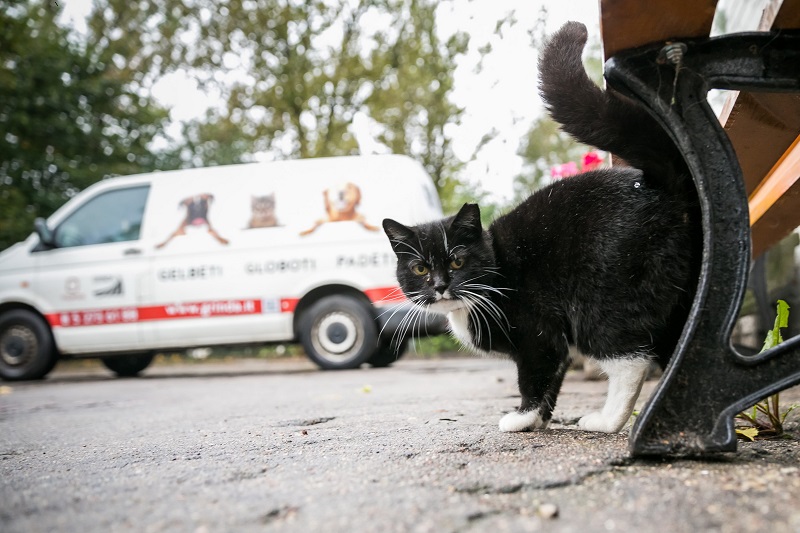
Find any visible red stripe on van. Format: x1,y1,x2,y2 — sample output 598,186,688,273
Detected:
280,298,299,313
44,289,404,328
45,298,263,327
365,286,407,304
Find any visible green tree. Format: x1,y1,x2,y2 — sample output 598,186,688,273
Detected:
513,117,587,198
87,0,468,201
0,1,174,250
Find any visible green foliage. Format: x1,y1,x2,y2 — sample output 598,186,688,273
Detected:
736,300,798,439
0,1,177,250
1,0,470,250
91,0,468,198
364,0,468,200
762,299,790,351
513,117,587,198
410,334,461,357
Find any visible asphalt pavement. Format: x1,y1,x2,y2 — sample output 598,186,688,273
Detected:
1,355,799,532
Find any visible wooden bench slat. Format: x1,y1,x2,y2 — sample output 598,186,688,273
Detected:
773,0,800,29
752,179,800,259
601,0,718,59
725,92,800,196
750,135,800,225
735,0,800,255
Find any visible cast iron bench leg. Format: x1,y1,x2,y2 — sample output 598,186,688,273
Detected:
603,31,800,455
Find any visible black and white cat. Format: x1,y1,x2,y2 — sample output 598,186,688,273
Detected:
382,21,700,433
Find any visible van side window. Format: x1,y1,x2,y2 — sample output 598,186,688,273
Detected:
54,186,150,248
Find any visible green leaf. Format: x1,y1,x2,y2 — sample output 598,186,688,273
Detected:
761,299,790,352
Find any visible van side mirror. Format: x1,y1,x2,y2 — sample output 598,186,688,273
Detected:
33,217,55,248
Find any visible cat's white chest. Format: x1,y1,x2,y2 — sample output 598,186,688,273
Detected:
448,308,475,349
448,308,509,358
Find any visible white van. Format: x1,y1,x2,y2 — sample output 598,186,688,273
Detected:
0,155,445,380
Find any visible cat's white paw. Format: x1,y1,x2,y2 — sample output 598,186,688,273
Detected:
499,410,548,432
577,412,624,433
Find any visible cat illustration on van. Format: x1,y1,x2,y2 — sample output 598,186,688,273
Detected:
247,193,280,229
156,193,229,249
300,182,379,236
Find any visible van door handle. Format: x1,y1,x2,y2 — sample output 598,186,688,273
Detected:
123,248,142,256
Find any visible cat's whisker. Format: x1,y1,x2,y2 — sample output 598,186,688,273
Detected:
397,299,428,347
464,295,492,350
378,304,413,342
461,283,515,297
374,293,424,323
459,271,510,287
471,292,513,333
458,289,514,347
394,250,424,259
391,240,425,262
375,290,410,317
449,244,466,256
463,296,492,350
462,294,492,348
412,304,427,349
404,302,430,353
390,304,415,351
482,267,507,279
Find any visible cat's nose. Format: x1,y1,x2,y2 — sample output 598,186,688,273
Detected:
434,282,449,295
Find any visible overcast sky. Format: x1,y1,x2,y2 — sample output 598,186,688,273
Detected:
59,0,602,204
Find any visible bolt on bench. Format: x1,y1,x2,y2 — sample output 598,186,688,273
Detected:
599,0,800,455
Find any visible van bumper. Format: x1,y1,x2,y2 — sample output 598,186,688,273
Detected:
375,305,448,340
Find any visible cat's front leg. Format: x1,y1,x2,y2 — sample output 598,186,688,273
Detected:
499,404,548,432
499,341,569,432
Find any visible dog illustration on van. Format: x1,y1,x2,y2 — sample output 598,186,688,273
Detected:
300,182,379,236
156,193,229,249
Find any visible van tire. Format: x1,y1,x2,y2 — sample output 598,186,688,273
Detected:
101,353,155,377
0,309,57,381
368,338,409,368
299,296,378,370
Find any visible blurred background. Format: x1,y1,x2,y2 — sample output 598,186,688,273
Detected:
1,0,797,365
0,0,610,251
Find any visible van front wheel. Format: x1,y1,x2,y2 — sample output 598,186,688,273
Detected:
0,310,57,381
299,296,378,370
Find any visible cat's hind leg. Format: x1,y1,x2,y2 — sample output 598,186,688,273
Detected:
578,356,651,433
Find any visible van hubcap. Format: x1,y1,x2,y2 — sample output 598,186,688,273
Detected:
315,312,360,360
1,326,36,367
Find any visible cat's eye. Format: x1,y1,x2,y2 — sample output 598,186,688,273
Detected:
411,264,429,276
450,258,464,270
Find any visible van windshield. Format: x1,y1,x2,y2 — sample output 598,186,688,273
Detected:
53,186,150,248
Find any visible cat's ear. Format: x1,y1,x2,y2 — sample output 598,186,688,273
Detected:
451,203,483,242
383,219,416,252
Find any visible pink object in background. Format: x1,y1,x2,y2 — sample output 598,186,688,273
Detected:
581,151,603,171
550,161,578,179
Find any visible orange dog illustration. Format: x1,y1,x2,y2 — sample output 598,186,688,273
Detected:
156,194,229,249
300,182,379,236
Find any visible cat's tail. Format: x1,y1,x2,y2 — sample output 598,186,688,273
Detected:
538,21,688,191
